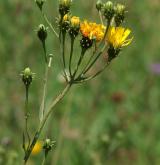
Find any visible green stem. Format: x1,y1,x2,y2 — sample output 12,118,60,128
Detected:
75,62,110,83
62,33,66,70
69,37,74,77
41,153,47,165
39,63,50,122
24,83,71,164
25,86,31,150
42,41,48,64
82,45,106,75
99,11,104,25
73,49,86,78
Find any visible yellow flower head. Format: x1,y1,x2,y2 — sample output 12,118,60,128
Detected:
106,26,133,49
80,20,106,41
71,16,80,27
31,141,42,155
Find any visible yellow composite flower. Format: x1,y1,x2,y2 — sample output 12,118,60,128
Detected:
80,20,106,41
106,26,133,49
31,141,42,155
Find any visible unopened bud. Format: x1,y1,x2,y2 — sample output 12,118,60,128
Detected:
114,4,126,26
37,24,47,42
61,14,70,33
59,0,72,17
103,1,114,21
43,139,55,154
96,0,103,11
21,67,34,87
35,0,45,11
69,16,80,38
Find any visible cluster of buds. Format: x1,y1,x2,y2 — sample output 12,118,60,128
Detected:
43,139,55,155
37,24,48,42
21,68,34,87
59,0,72,18
96,0,126,26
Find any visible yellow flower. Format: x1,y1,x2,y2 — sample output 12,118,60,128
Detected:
80,20,106,41
31,141,42,155
106,26,133,49
71,16,80,27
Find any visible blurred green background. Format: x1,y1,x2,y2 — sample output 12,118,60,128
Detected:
0,0,160,164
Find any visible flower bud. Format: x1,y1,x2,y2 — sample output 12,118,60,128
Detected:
114,4,125,26
35,0,46,11
61,14,70,33
96,0,103,11
69,16,80,38
37,24,47,42
59,0,72,17
103,1,114,21
43,139,55,154
21,68,34,87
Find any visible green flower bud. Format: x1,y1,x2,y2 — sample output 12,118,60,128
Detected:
59,0,72,17
96,0,103,11
35,0,46,11
21,68,34,87
37,24,47,42
103,1,114,21
43,139,55,154
114,4,126,26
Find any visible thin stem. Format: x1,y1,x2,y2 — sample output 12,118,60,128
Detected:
99,11,104,25
62,33,66,70
41,155,46,165
82,45,106,75
42,41,48,63
24,83,71,164
75,62,110,83
69,37,74,77
25,85,31,150
73,49,86,78
41,11,59,38
77,43,97,78
39,64,50,122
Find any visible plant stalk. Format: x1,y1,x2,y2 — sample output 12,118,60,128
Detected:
24,83,71,164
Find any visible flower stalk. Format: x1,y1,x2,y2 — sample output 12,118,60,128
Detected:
24,83,71,163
